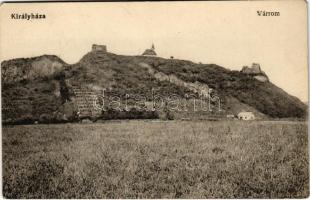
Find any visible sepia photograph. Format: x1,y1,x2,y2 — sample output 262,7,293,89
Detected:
0,0,308,198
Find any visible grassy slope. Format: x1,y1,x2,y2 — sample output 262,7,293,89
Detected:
145,59,307,118
1,52,307,122
2,77,63,123
69,52,195,98
75,52,307,118
3,121,308,198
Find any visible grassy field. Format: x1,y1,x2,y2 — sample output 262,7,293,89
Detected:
2,120,309,198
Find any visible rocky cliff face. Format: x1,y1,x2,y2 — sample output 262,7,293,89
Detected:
1,55,67,84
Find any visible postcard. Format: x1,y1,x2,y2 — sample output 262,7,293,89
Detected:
0,1,308,198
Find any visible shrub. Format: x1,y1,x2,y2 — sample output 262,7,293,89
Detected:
101,108,159,120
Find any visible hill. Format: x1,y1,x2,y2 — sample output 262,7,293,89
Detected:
2,55,67,84
1,46,307,124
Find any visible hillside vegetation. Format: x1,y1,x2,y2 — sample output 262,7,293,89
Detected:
1,50,307,124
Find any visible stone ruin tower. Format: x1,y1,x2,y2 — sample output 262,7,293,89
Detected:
241,63,262,74
241,63,269,82
92,44,107,52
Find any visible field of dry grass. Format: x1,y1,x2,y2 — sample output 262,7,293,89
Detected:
2,120,309,198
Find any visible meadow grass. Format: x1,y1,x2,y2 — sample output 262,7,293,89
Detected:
2,120,309,198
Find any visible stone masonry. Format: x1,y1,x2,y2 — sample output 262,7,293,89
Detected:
70,84,102,118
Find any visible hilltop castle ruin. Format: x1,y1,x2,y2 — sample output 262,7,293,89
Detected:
92,44,107,52
241,63,269,82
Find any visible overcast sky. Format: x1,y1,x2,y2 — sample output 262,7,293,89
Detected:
0,1,308,101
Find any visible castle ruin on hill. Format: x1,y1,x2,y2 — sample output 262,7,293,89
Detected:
1,44,278,123
241,63,269,82
92,44,107,52
241,63,263,74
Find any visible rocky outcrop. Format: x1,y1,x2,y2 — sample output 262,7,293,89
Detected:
254,75,268,82
1,55,66,84
139,62,210,97
241,63,269,82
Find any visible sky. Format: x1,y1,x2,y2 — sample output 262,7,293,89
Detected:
0,1,308,101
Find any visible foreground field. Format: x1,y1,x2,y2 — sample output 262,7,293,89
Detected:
2,120,309,198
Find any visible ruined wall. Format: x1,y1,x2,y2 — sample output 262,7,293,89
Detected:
2,80,103,123
92,44,107,52
241,63,263,74
251,63,262,73
241,63,269,82
70,84,102,118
